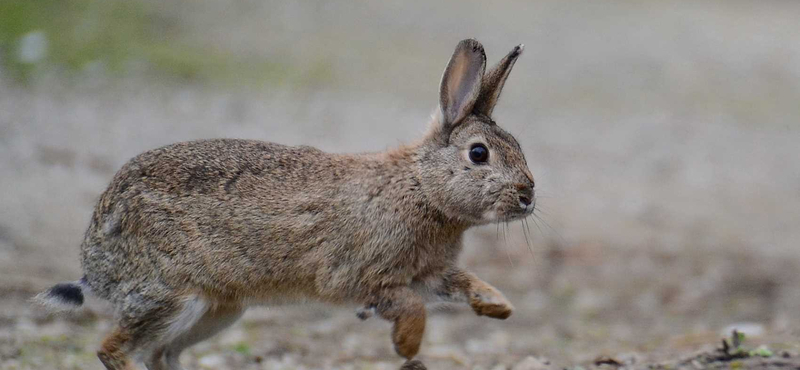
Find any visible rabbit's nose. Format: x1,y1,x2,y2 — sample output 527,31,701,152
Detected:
515,183,534,207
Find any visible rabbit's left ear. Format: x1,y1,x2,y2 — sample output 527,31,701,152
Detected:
473,44,523,116
438,39,487,132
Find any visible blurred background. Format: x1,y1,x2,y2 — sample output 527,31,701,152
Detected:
1,0,799,369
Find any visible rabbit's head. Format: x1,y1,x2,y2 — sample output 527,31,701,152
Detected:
419,39,534,225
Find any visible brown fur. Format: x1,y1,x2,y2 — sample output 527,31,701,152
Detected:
98,328,134,370
38,39,533,370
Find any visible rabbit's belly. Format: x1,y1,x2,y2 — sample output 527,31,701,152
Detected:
240,292,328,307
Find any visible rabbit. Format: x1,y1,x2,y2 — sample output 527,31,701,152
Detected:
35,38,534,370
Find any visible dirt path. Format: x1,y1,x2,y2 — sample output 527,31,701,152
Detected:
3,246,799,370
2,295,799,370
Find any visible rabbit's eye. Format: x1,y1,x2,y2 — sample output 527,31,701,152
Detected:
469,143,489,163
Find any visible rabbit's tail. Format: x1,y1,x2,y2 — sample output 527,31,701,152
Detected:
33,277,88,312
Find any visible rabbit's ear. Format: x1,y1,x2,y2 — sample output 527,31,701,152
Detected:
473,44,523,116
438,39,486,131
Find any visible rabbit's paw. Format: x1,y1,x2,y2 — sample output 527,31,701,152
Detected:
469,285,514,319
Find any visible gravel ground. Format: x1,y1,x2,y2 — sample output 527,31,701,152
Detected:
2,244,800,369
2,0,800,369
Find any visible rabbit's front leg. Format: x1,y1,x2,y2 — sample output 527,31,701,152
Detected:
435,268,514,319
370,286,427,360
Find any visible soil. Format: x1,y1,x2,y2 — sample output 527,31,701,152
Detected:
2,243,799,369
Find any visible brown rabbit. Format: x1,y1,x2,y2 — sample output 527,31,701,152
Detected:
35,39,534,370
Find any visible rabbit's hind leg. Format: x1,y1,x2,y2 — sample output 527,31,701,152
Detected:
97,326,136,370
157,303,245,370
98,296,185,370
143,346,169,370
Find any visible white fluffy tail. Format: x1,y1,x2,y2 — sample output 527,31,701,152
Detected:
33,278,87,312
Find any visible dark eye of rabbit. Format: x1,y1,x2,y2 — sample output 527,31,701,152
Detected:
468,143,489,163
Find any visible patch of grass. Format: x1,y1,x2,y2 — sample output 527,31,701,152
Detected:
143,43,333,88
232,342,251,356
750,345,774,358
0,0,332,86
719,330,775,360
1,0,150,79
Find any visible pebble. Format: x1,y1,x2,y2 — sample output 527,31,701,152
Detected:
465,331,510,355
428,344,468,365
198,354,226,369
512,356,551,370
219,327,246,345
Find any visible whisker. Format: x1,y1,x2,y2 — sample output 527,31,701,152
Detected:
531,199,551,214
521,218,535,258
500,217,513,267
504,220,509,242
522,217,533,246
505,220,516,260
505,220,511,247
531,205,555,218
533,188,561,199
520,218,529,246
532,211,566,244
523,216,535,242
528,214,546,238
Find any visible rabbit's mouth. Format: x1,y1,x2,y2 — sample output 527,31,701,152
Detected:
477,182,535,223
518,200,535,217
482,198,534,223
505,202,535,221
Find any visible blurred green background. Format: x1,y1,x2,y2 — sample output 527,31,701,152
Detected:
1,0,799,369
0,0,332,85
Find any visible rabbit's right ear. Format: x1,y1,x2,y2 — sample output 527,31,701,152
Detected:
436,39,486,136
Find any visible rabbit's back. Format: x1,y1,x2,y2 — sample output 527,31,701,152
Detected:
80,139,358,303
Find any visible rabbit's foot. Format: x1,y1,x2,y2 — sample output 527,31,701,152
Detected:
469,285,514,319
400,359,427,370
372,287,426,359
392,313,426,359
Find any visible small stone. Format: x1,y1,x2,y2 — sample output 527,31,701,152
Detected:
593,356,622,367
372,362,396,370
614,352,640,365
198,354,226,369
218,327,246,345
428,344,468,365
465,331,510,355
512,356,551,370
